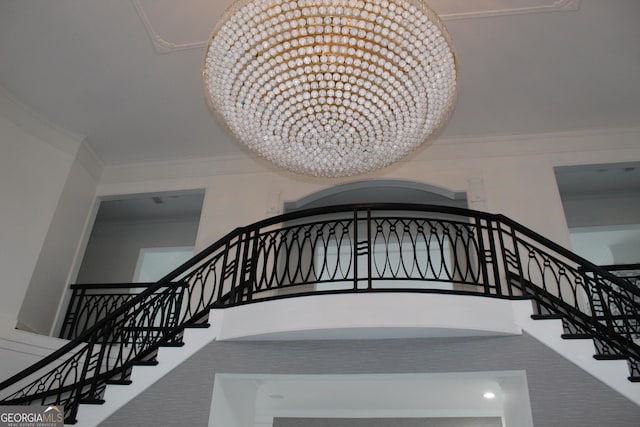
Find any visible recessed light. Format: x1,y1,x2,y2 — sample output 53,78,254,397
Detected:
483,392,496,399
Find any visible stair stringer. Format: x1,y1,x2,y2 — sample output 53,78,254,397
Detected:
72,299,640,426
511,300,640,405
73,312,224,427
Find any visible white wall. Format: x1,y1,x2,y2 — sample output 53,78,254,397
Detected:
213,293,521,341
210,373,517,427
563,194,640,228
0,328,68,382
210,376,259,427
17,143,101,335
97,127,640,256
0,115,69,329
3,81,640,336
76,218,200,284
570,225,640,265
0,87,96,333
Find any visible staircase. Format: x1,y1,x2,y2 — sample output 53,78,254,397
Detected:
0,203,638,424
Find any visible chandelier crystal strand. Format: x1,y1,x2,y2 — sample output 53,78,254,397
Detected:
203,0,457,177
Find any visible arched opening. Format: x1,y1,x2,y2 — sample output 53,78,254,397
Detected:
271,181,472,297
285,179,467,212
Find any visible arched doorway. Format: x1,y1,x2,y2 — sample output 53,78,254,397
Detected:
285,179,467,212
274,181,471,296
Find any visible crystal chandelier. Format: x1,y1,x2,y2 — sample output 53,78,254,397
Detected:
203,0,457,177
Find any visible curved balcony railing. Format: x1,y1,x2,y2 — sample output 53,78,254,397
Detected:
1,204,639,423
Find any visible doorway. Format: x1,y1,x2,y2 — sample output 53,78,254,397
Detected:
76,190,205,284
555,163,640,266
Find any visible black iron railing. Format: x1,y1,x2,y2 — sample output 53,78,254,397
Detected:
59,282,188,341
602,264,640,288
0,204,638,423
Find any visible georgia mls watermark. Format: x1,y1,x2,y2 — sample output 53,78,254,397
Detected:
0,406,63,427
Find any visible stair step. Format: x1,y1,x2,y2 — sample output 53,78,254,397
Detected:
159,341,185,347
593,354,630,361
531,314,564,320
184,322,211,329
561,333,594,340
105,379,133,385
131,360,159,366
79,398,106,405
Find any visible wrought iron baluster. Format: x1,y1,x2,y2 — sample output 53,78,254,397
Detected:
216,240,232,304
235,230,253,304
4,203,640,419
246,228,261,303
353,208,358,290
366,208,372,289
486,218,504,296
59,288,81,339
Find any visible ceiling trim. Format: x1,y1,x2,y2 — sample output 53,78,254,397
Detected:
0,84,85,156
442,0,580,21
132,0,205,54
76,141,104,182
132,0,581,54
97,126,640,186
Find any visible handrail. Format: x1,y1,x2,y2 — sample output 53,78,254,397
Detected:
0,225,245,421
600,264,640,286
0,203,638,424
67,282,174,289
495,214,640,295
59,281,190,341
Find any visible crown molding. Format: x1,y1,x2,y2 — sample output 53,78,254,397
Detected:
100,151,272,184
433,125,640,147
76,141,104,182
440,0,580,21
0,84,104,179
132,0,207,54
411,125,640,162
0,84,85,156
133,0,581,54
99,125,640,185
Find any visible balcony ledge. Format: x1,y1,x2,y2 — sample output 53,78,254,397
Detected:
211,292,523,341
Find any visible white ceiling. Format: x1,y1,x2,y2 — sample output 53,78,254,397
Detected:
555,162,640,197
254,374,505,419
96,190,205,222
211,372,531,425
0,0,639,167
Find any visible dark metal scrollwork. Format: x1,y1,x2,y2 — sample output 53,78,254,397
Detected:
1,204,638,423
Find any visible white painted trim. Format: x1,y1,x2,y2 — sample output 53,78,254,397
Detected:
76,141,104,183
49,196,102,337
132,0,581,54
99,152,272,184
132,0,209,54
433,125,640,148
441,0,580,21
97,126,640,185
211,372,526,425
415,126,640,162
0,84,84,156
214,293,522,341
